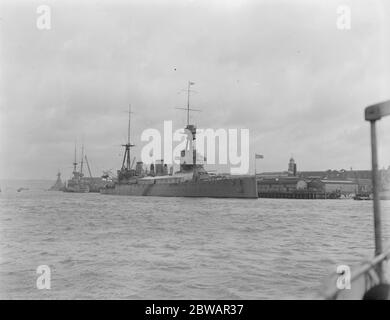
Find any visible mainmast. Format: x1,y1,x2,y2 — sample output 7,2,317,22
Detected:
186,81,191,126
121,104,134,170
73,142,77,173
80,144,84,175
176,81,201,168
177,81,199,126
127,104,131,145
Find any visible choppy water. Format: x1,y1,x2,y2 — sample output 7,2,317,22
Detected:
0,180,389,299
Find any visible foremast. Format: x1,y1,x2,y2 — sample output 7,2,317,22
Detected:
177,81,206,177
118,104,135,181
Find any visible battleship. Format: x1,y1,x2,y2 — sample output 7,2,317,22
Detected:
101,83,258,198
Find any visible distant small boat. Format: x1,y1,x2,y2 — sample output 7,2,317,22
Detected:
17,187,29,192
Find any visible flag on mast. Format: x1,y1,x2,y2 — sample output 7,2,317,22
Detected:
255,154,264,159
189,81,195,85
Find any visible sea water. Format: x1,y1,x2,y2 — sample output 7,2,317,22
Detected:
0,180,389,299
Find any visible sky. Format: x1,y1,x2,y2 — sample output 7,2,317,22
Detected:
0,0,390,180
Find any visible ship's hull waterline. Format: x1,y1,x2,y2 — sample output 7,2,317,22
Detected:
100,176,258,199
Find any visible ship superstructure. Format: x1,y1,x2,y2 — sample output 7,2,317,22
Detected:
64,143,90,193
64,143,106,193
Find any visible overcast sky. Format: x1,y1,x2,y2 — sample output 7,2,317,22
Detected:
1,0,390,180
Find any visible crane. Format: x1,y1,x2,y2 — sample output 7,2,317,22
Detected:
130,156,136,169
84,154,93,178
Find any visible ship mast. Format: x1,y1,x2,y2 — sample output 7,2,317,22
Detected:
176,81,200,125
122,104,134,170
177,81,199,126
186,81,190,126
80,144,84,175
176,81,201,168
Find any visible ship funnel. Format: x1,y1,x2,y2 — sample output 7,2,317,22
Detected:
136,162,143,176
155,160,164,176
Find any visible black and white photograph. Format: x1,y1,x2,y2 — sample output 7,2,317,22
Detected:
0,0,390,304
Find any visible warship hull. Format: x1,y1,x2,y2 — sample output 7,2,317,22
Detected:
100,176,258,198
64,186,90,193
82,177,106,193
64,181,90,193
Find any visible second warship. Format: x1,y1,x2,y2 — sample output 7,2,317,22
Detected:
64,144,90,193
101,83,257,198
64,144,106,193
